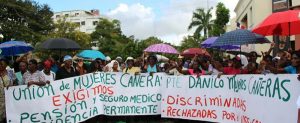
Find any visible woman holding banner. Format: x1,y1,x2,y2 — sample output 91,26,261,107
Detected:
0,58,16,123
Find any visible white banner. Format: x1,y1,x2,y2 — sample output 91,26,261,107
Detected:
5,73,300,123
5,72,161,123
161,74,300,123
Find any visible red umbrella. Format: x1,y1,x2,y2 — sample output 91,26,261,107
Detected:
252,10,300,36
181,48,210,57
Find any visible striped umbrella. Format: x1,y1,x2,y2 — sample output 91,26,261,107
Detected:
212,29,270,46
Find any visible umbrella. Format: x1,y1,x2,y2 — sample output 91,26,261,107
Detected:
156,54,169,62
144,43,178,54
252,10,300,36
212,29,271,46
181,48,210,57
201,37,240,50
77,50,106,60
0,41,33,56
40,38,80,50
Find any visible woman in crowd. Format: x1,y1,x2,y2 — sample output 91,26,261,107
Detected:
22,59,46,86
15,61,27,85
104,60,121,72
75,58,87,75
88,60,100,73
123,57,141,75
41,60,56,83
213,56,242,75
142,55,161,73
0,59,16,123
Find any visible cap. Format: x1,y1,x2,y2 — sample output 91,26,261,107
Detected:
116,56,122,60
125,57,134,63
106,56,111,61
63,55,72,62
44,60,52,68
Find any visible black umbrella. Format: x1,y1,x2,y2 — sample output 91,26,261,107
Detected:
41,38,81,50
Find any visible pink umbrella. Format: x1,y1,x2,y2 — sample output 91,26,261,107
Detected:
144,43,178,54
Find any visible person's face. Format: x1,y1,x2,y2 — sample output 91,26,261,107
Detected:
291,55,300,67
149,57,156,65
250,53,257,61
127,60,134,68
0,61,7,71
113,62,118,70
192,62,199,69
44,66,51,73
28,62,37,72
94,62,100,69
19,62,27,72
65,60,72,68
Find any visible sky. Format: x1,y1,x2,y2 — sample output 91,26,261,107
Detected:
35,0,239,45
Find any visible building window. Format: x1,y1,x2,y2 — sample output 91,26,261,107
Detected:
81,21,85,25
75,13,79,16
65,14,69,17
56,15,60,18
93,21,98,25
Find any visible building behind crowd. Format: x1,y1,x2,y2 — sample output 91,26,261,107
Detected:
52,9,105,34
52,9,110,50
232,0,300,54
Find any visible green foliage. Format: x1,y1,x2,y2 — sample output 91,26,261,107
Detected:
91,18,134,59
178,35,203,52
188,8,213,39
0,0,54,45
210,2,230,36
47,18,91,49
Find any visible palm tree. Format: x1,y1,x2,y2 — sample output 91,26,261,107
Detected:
188,8,213,39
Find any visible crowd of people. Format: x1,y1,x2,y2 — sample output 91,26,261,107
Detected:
0,43,300,123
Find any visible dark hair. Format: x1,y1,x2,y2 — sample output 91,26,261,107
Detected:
89,60,99,72
0,58,8,66
147,55,157,62
292,50,300,58
29,59,38,65
19,61,28,66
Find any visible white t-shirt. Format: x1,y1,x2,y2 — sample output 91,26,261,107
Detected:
41,70,56,82
297,95,300,108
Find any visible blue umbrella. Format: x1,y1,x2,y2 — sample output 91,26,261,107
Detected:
212,29,270,46
0,41,33,56
201,37,240,50
77,50,106,60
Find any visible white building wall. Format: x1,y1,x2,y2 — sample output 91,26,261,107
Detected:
52,10,103,34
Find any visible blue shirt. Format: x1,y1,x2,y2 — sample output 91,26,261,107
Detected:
284,65,297,74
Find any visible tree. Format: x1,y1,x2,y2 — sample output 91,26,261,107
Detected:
210,2,230,36
91,18,132,58
0,0,54,45
48,18,91,49
188,8,213,39
178,35,203,52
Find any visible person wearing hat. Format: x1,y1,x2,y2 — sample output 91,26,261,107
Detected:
123,57,140,75
41,60,56,84
56,55,79,80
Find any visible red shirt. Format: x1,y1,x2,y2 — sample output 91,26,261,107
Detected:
223,67,241,75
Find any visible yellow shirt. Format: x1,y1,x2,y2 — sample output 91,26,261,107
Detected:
123,67,141,74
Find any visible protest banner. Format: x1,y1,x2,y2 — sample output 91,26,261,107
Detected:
5,72,161,123
161,74,300,123
5,73,300,123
